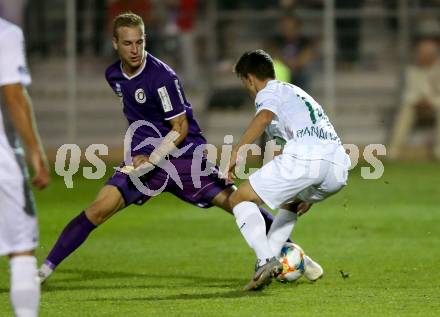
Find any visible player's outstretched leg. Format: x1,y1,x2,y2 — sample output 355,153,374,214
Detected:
38,211,96,282
38,186,125,283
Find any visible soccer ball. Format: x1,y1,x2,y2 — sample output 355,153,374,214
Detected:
277,242,305,282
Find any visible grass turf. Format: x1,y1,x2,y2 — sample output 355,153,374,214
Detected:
1,162,439,316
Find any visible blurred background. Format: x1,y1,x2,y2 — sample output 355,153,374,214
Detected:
1,0,440,161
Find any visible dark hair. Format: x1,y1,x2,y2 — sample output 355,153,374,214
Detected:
113,12,144,39
234,49,275,80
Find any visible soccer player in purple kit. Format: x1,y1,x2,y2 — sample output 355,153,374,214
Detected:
38,12,304,283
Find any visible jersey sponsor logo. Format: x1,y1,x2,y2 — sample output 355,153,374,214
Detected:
158,86,173,112
135,88,146,104
174,79,185,105
115,83,122,97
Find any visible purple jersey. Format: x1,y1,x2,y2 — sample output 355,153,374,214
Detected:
105,53,206,157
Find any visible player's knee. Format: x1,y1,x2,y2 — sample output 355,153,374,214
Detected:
228,186,262,209
228,190,251,209
211,188,234,213
85,200,112,225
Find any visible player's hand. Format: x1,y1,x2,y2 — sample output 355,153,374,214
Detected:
226,170,235,185
29,150,50,190
225,148,239,184
133,155,151,168
132,154,155,178
296,202,313,216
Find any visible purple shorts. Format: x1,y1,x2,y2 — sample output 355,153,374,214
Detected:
106,157,232,208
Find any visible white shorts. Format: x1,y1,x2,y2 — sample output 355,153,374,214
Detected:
0,180,38,256
249,154,349,209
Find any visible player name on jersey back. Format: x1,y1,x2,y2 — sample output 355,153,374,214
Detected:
255,80,343,161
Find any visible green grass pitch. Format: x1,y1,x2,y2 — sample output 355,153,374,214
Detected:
1,162,439,316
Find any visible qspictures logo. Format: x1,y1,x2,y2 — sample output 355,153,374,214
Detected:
54,120,386,194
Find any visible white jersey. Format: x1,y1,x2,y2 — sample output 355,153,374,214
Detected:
0,18,31,182
0,19,37,256
255,80,344,163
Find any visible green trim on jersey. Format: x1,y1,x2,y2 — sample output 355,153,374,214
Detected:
296,94,317,124
274,136,287,146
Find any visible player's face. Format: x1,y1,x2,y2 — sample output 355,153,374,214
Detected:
113,26,146,71
240,75,258,98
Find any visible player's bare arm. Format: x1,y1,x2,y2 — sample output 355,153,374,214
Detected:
166,112,190,148
1,83,50,189
227,109,274,182
133,113,189,168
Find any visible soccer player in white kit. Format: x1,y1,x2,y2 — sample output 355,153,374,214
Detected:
0,18,50,316
227,50,351,290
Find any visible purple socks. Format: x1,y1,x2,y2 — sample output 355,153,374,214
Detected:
45,211,96,269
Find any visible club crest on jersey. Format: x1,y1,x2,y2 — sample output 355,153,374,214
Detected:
135,88,146,104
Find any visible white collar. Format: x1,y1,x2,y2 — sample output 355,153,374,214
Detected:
120,53,148,80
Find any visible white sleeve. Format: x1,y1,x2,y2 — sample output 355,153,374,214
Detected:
255,90,280,116
0,27,32,87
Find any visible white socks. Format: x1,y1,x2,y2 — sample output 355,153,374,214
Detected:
233,201,274,263
267,208,298,255
10,256,40,317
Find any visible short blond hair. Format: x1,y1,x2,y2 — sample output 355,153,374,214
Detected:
112,12,144,38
